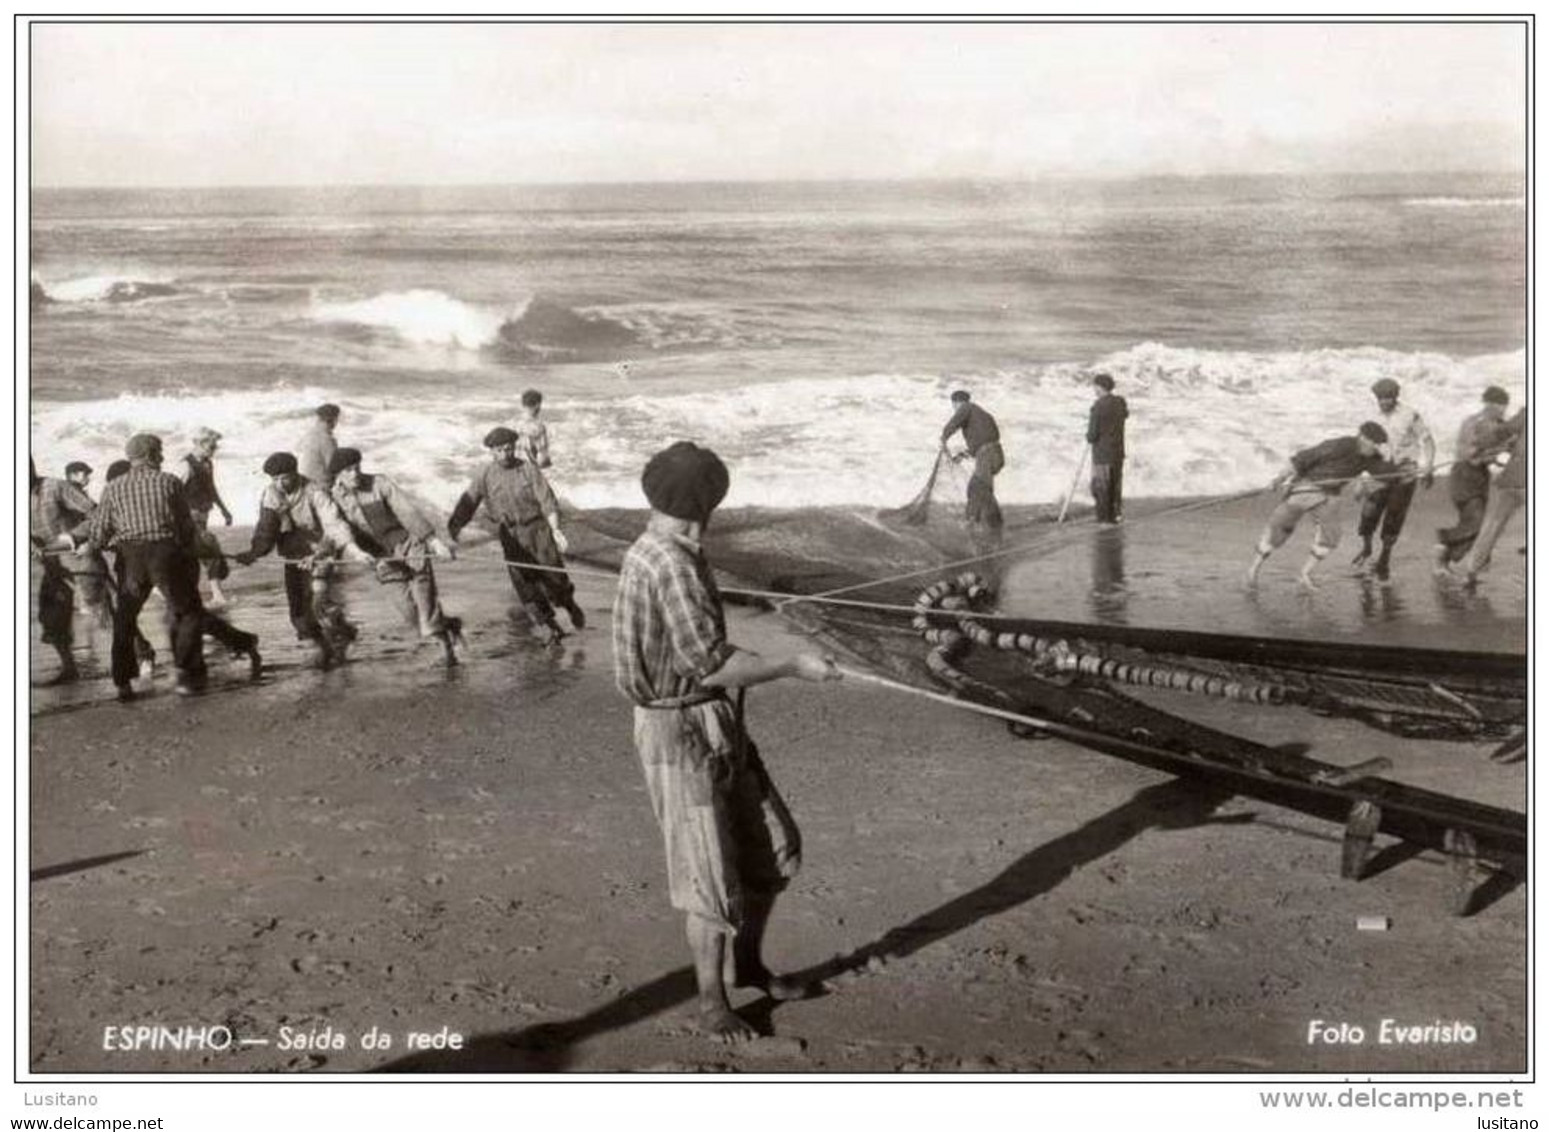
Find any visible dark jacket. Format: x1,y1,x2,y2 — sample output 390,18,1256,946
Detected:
941,402,1000,454
1087,393,1128,464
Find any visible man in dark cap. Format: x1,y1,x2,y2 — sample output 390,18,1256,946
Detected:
612,441,841,1042
232,450,374,668
1434,386,1513,572
940,390,1005,550
329,447,463,667
1247,421,1394,589
30,458,111,679
297,403,342,488
1352,378,1435,581
29,459,86,684
447,426,583,645
83,433,206,699
1086,373,1128,525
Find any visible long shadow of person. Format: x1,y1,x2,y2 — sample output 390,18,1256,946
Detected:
373,776,1241,1071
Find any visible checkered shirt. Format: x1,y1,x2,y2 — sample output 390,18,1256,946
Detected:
34,478,95,541
611,528,734,706
87,466,195,547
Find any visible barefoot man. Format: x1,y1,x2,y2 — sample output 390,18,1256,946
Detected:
612,441,841,1040
1247,421,1391,589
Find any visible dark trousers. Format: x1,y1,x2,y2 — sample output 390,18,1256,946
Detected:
499,522,574,625
112,540,205,687
283,562,349,644
202,610,257,654
1438,493,1489,563
1357,476,1418,545
38,556,76,648
965,441,1005,543
1091,461,1124,524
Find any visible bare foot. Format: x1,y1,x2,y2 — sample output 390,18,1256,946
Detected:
698,1002,757,1043
1297,568,1320,590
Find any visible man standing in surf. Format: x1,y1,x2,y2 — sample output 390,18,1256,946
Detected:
611,441,840,1041
447,426,584,646
297,403,342,489
940,390,1005,550
1086,373,1128,526
1247,421,1392,589
514,388,552,469
1351,378,1435,582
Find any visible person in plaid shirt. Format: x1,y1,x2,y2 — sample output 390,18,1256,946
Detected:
612,440,840,1042
83,433,206,700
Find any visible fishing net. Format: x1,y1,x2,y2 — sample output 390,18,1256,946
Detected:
877,451,946,526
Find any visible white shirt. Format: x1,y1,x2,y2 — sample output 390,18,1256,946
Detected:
1375,404,1433,467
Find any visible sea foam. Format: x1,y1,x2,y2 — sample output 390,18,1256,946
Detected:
29,344,1527,524
310,289,517,348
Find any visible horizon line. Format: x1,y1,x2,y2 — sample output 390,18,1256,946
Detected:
29,168,1527,194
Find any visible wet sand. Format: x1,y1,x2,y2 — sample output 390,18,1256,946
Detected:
27,495,1526,1073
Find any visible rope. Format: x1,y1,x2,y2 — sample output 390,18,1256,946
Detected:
835,664,1055,734
786,484,1268,604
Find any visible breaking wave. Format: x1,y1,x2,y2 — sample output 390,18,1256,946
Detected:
307,289,647,360
310,289,513,348
33,273,182,304
27,343,1527,523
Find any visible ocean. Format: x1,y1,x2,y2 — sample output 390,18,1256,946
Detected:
29,173,1526,524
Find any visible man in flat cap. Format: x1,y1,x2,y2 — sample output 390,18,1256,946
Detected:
1247,421,1394,589
297,403,342,489
83,434,207,699
329,447,463,667
1434,386,1514,573
233,451,374,668
1351,378,1435,582
1086,373,1128,525
447,426,584,646
29,458,112,680
940,390,1005,550
179,425,235,608
612,441,841,1041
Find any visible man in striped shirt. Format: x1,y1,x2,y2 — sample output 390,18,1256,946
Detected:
612,441,840,1042
329,447,463,667
233,451,374,669
83,433,206,700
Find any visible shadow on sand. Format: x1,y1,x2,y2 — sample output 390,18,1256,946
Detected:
373,776,1235,1072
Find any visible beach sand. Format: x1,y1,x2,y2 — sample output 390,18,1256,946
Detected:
27,490,1525,1073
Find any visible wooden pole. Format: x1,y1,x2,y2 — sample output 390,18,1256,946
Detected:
1057,442,1090,524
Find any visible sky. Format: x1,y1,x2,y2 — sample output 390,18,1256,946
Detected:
29,21,1528,187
